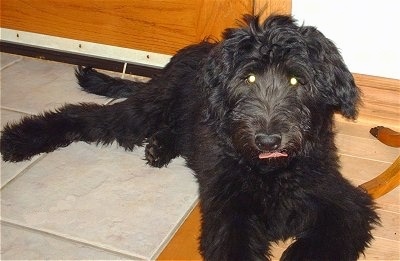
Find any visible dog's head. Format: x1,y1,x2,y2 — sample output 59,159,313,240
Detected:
200,15,360,166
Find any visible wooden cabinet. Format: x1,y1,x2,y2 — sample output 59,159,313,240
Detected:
1,0,291,55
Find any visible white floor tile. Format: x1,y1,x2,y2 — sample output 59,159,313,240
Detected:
1,109,41,187
1,222,135,260
1,57,110,114
1,142,198,259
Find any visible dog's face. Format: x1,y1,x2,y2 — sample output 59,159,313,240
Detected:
201,15,360,166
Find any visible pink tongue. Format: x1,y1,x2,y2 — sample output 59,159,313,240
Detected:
259,152,288,159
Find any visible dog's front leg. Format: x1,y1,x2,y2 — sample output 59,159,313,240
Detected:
198,176,271,261
0,99,152,162
280,182,378,261
199,202,271,261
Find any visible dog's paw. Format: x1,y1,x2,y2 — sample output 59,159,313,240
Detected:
145,136,172,168
144,129,178,168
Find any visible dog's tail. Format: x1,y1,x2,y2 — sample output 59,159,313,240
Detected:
76,66,148,98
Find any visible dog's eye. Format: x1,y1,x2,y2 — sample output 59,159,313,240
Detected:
289,77,299,86
246,74,256,84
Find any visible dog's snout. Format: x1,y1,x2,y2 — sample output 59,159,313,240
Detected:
255,133,281,151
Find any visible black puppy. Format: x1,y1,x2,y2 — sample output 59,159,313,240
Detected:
1,15,379,260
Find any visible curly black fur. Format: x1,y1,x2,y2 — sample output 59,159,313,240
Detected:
0,15,379,260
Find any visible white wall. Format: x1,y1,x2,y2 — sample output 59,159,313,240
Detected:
292,0,400,79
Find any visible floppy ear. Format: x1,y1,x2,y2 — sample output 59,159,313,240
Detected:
300,26,361,119
200,43,244,120
198,43,232,120
199,17,259,119
201,16,258,89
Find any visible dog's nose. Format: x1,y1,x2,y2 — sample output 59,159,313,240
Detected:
255,133,281,151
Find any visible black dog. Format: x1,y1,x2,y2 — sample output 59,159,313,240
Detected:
1,15,379,260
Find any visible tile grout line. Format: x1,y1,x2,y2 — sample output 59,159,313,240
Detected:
1,154,47,189
2,101,113,113
1,106,37,116
1,219,148,260
150,197,200,260
1,56,24,71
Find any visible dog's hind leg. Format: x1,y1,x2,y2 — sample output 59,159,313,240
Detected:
75,66,148,98
0,99,156,162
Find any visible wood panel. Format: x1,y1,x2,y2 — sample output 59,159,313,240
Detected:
157,204,202,260
254,0,292,21
353,74,400,128
1,0,253,55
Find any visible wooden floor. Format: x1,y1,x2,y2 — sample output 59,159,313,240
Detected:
158,118,400,260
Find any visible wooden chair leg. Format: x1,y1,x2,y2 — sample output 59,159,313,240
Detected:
359,156,400,199
369,126,400,147
359,126,400,199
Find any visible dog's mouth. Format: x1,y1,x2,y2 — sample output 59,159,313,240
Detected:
258,151,288,159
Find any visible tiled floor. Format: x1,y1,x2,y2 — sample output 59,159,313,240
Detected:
1,53,399,260
0,53,198,260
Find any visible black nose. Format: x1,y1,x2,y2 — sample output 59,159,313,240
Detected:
255,133,282,151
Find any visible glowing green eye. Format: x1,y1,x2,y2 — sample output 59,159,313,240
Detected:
290,77,298,86
247,74,256,83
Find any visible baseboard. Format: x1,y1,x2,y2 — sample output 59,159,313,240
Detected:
0,41,163,78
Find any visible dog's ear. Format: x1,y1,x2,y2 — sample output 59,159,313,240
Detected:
201,16,258,88
199,17,259,119
300,26,361,119
198,43,231,119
